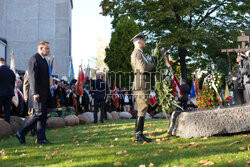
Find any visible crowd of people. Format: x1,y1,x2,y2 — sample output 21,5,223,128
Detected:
0,72,163,121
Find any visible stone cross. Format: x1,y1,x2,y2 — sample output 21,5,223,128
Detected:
221,33,249,72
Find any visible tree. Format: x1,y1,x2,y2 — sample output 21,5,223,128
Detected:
104,16,139,88
100,0,249,80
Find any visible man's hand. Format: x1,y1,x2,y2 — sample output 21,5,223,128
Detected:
33,94,40,102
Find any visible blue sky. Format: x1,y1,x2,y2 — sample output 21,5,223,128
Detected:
72,0,112,72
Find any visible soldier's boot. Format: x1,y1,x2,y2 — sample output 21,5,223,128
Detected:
141,117,152,143
135,116,145,142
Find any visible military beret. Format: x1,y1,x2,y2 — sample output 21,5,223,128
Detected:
130,32,145,42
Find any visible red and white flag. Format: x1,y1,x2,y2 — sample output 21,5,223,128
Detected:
163,50,182,98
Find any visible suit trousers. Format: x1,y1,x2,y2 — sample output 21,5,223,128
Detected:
94,98,105,123
18,97,47,141
0,96,12,123
134,91,149,117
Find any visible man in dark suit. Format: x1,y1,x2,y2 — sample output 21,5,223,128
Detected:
0,58,16,123
180,79,190,111
91,73,109,123
16,41,51,144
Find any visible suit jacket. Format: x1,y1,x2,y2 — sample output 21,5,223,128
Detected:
27,53,50,108
181,83,190,101
91,79,108,100
131,48,155,91
23,71,29,102
0,65,15,97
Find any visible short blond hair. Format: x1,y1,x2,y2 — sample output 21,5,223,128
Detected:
38,40,49,47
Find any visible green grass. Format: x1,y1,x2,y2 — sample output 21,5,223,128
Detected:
0,119,249,167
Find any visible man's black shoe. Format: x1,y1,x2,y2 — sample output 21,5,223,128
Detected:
135,131,146,143
37,140,52,144
142,135,152,143
15,132,26,144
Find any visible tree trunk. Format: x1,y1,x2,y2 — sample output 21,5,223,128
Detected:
178,47,187,80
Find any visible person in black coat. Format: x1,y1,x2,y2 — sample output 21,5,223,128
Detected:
16,41,52,144
90,73,109,123
180,79,190,111
0,58,16,123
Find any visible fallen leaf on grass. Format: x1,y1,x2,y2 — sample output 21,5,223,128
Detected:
203,137,208,140
74,141,79,144
239,147,246,151
156,139,161,142
161,138,168,141
92,133,98,136
153,153,159,156
189,142,199,148
173,165,184,167
178,146,184,149
228,141,240,146
159,149,164,153
218,156,223,160
142,141,148,145
73,137,78,141
84,141,88,143
20,153,27,157
52,151,59,155
198,160,215,166
149,132,155,136
146,125,151,128
2,156,8,160
201,145,207,150
228,160,233,164
116,151,123,155
148,162,155,167
114,138,119,141
39,145,43,148
246,136,250,141
132,138,135,142
68,159,73,163
45,154,52,160
125,154,130,157
110,145,115,148
168,150,174,152
113,162,122,166
139,164,146,167
61,153,67,156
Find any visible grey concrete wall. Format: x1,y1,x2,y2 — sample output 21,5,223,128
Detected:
0,0,72,78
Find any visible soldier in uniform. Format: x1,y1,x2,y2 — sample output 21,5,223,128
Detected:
130,32,155,143
239,52,250,104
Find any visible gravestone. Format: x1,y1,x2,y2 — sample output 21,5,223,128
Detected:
168,106,250,138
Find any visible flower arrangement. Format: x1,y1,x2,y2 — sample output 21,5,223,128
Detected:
196,86,221,109
196,73,223,109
